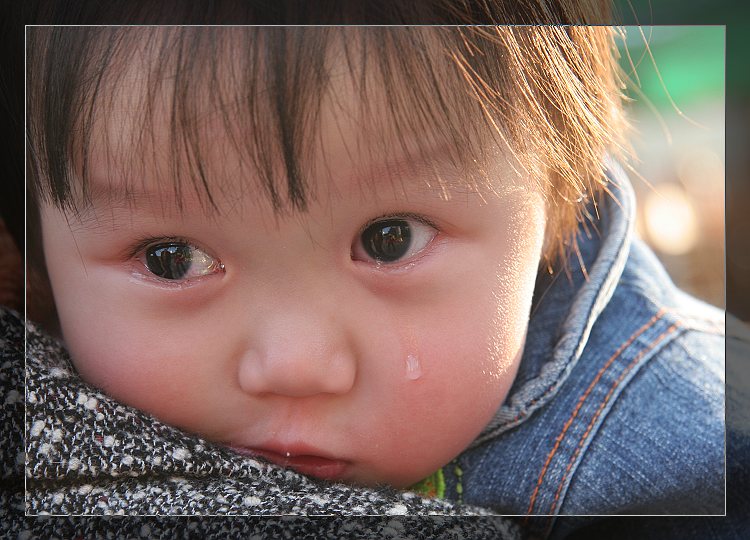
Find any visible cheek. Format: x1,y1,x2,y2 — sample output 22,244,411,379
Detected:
418,286,527,419
366,276,532,487
55,287,231,429
418,238,540,399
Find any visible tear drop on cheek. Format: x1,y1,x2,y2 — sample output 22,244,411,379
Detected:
405,354,422,380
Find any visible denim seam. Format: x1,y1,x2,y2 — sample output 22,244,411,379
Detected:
523,309,669,518
492,300,721,434
607,284,724,331
540,321,683,536
493,303,708,436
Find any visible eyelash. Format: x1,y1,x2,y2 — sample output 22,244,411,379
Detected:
126,235,190,260
359,213,438,234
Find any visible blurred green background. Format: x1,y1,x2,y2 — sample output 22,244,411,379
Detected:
617,26,725,310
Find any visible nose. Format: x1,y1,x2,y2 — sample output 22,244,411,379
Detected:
237,306,358,398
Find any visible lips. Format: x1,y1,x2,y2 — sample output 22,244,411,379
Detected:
229,444,349,481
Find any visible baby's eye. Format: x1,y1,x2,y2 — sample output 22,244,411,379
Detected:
352,216,437,265
142,242,221,281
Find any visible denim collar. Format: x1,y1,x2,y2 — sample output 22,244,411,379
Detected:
472,160,635,447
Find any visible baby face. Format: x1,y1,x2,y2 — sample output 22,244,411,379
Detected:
39,49,547,488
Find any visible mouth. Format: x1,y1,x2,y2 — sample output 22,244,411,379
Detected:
228,443,349,481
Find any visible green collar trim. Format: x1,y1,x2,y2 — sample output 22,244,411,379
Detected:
408,468,446,499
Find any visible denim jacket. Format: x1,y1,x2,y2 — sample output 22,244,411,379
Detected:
435,162,728,538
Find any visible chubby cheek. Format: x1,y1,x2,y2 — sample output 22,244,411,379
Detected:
57,295,232,431
366,223,541,487
367,339,519,488
366,293,527,488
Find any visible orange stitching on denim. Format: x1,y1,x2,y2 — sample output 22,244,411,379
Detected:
523,309,666,519
503,315,714,431
542,322,681,535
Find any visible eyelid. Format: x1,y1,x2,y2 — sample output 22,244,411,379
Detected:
358,212,439,235
127,235,204,259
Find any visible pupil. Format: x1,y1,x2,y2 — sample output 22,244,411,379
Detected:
145,244,192,279
363,220,411,262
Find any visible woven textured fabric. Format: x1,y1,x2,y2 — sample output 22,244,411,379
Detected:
1,307,520,538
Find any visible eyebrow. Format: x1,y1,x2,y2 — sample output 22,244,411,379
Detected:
67,137,482,233
66,179,201,233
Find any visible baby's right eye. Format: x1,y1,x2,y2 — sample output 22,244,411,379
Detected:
141,241,222,281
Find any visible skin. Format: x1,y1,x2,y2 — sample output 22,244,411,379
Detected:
39,43,547,488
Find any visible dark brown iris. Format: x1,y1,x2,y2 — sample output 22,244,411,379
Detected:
145,243,192,279
362,220,411,263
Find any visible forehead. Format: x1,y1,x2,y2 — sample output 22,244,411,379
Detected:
73,27,514,218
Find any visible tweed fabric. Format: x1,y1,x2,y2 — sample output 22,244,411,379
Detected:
1,307,520,538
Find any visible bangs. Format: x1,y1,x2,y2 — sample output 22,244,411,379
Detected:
26,23,627,264
27,27,507,215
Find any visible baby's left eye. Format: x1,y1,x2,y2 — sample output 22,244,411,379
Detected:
352,216,438,265
140,242,222,281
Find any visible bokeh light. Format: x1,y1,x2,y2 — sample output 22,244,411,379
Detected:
643,183,699,256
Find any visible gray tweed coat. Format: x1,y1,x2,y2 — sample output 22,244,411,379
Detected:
1,307,520,538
